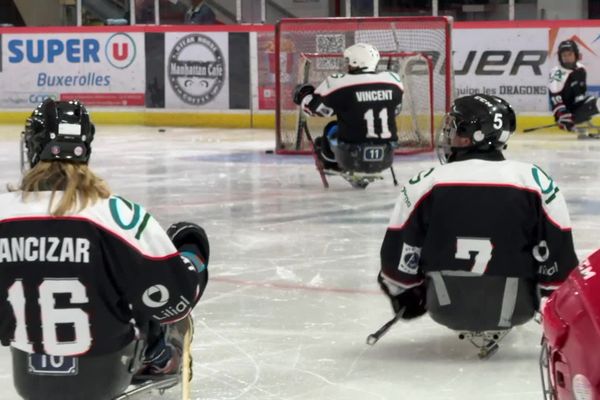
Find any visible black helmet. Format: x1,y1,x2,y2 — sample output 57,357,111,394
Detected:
22,99,94,170
437,94,516,164
558,39,580,69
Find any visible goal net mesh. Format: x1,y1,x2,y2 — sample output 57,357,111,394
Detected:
275,17,453,154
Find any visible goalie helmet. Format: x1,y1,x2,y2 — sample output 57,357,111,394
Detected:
540,249,600,400
21,99,94,170
557,40,580,70
437,94,516,164
343,43,380,73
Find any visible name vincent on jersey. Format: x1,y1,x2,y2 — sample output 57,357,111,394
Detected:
355,89,394,102
0,237,90,263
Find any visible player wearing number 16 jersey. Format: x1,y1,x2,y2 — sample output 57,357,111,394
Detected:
378,94,578,338
292,43,403,170
0,99,209,400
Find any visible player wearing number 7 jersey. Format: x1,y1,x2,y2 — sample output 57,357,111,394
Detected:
0,99,208,400
377,94,578,355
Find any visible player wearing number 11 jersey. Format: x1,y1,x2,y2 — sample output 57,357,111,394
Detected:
292,43,403,169
378,94,578,336
0,99,208,400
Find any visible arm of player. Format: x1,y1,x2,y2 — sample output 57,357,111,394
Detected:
378,171,436,318
549,93,574,131
100,205,205,327
533,173,578,299
292,79,334,117
548,67,574,131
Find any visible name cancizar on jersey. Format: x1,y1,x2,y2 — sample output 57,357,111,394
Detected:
0,236,90,263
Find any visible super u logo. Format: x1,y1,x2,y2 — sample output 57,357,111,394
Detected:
104,32,136,69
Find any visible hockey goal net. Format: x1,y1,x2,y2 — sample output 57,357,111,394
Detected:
275,17,453,154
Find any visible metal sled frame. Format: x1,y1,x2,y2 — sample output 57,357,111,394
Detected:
576,121,600,138
325,169,386,189
113,316,194,400
457,330,510,359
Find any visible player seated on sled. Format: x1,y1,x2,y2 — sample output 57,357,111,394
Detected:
2,99,209,400
377,94,578,358
548,40,600,139
292,42,403,174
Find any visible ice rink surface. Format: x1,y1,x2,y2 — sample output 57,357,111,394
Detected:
0,125,599,400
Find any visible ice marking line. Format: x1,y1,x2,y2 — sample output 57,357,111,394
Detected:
212,276,380,295
287,367,388,400
197,319,261,400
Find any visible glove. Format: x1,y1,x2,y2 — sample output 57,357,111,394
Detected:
292,83,315,106
378,274,427,320
554,107,574,131
167,221,210,267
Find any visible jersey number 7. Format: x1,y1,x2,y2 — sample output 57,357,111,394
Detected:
455,237,493,275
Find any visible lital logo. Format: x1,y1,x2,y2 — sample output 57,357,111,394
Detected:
142,284,170,308
168,34,225,105
105,32,136,69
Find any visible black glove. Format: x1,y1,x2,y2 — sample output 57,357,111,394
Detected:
167,221,210,266
378,274,427,320
554,106,575,131
292,83,315,106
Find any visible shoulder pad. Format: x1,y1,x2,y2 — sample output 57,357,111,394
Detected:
548,66,571,93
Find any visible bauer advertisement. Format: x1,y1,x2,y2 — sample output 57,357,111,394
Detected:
447,26,600,113
164,32,229,109
0,32,145,108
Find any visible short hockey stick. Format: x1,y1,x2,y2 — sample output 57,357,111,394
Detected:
366,307,405,346
303,123,329,188
294,56,312,151
181,316,193,400
523,123,557,133
389,165,399,186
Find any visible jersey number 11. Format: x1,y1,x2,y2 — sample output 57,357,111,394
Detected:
364,108,392,139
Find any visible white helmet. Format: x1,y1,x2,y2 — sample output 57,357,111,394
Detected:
343,43,380,73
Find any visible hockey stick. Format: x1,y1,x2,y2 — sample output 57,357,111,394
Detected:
366,307,405,346
304,122,330,188
523,123,557,133
294,56,311,151
389,165,399,186
181,316,193,400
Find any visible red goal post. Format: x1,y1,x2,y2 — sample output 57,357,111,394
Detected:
274,16,454,155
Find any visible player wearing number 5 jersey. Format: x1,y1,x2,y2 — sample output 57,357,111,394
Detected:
293,43,403,171
377,94,578,355
0,99,208,400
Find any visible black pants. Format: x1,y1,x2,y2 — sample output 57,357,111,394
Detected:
572,95,600,124
12,341,139,400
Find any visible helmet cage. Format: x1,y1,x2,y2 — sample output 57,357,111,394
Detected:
558,40,580,70
436,113,457,164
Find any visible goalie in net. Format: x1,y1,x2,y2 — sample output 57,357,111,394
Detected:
292,43,404,175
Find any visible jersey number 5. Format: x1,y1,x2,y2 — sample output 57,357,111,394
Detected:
364,108,392,139
8,278,91,355
455,237,493,275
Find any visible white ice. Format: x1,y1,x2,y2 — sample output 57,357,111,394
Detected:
0,125,599,400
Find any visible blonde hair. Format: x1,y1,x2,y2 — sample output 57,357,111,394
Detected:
16,161,111,216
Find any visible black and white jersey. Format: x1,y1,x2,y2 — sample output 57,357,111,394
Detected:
302,71,404,143
380,153,578,295
548,63,587,111
0,192,205,356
